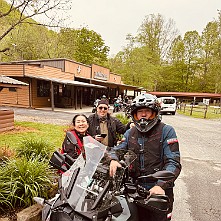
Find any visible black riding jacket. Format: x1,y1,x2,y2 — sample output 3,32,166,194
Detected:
88,113,129,147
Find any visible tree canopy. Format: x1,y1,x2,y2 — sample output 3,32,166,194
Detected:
1,0,220,93
0,0,71,52
57,27,109,65
108,11,221,93
0,0,110,65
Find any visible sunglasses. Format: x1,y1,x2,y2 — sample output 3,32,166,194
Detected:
98,106,108,110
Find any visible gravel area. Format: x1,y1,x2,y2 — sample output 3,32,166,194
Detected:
0,106,93,126
0,106,120,126
14,114,71,125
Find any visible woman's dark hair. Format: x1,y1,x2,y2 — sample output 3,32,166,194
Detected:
72,114,89,126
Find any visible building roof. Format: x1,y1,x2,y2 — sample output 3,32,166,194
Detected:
90,78,141,90
0,58,91,68
0,75,28,86
149,91,221,98
25,75,106,89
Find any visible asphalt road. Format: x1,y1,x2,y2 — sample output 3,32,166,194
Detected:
161,114,221,221
2,106,221,220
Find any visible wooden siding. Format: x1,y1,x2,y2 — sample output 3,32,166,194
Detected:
65,60,91,79
30,78,51,108
0,64,24,76
0,83,22,88
91,64,110,81
0,85,30,107
0,63,122,84
24,65,74,80
109,73,121,84
0,60,137,109
0,110,14,132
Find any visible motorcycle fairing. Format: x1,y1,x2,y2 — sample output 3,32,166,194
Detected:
40,138,145,221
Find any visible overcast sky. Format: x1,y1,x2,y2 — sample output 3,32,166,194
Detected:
67,0,220,56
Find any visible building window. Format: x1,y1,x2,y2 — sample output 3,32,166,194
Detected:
9,88,17,92
37,80,50,97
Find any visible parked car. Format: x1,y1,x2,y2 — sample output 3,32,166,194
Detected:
157,97,176,115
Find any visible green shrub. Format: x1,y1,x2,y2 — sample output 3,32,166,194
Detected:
115,113,131,125
16,138,55,161
115,114,132,141
0,157,53,209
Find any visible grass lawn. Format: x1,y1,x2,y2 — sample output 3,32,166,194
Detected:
1,110,220,151
0,121,66,151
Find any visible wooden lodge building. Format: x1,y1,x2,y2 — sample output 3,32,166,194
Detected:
0,58,141,110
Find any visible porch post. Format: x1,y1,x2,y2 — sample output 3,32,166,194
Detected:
80,87,83,109
50,81,54,111
125,89,128,95
29,78,33,108
107,87,110,100
75,87,77,110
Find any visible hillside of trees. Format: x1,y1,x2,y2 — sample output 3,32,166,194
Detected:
0,0,109,65
108,13,221,93
0,0,220,93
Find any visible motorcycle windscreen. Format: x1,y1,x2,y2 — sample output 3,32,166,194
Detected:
61,152,86,190
67,136,107,210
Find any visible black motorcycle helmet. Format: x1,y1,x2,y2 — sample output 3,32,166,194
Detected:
130,93,161,132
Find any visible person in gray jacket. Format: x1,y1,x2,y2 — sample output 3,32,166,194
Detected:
88,99,130,147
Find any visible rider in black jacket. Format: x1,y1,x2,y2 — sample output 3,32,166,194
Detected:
88,99,130,147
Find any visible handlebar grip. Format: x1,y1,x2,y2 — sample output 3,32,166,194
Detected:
137,185,150,198
119,160,127,167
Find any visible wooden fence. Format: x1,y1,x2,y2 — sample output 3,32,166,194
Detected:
0,109,14,132
179,104,221,119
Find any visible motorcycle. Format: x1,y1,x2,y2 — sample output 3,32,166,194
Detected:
123,103,131,118
113,99,122,113
92,99,100,113
34,136,175,221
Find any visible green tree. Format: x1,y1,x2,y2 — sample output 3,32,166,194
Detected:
137,13,179,62
109,14,178,91
182,31,201,91
124,46,160,90
57,27,110,65
167,35,189,91
200,21,219,92
74,27,110,65
1,23,58,61
0,0,71,54
200,11,221,93
56,28,78,59
215,10,221,93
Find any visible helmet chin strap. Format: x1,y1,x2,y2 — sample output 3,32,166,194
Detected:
139,118,150,130
136,116,160,133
